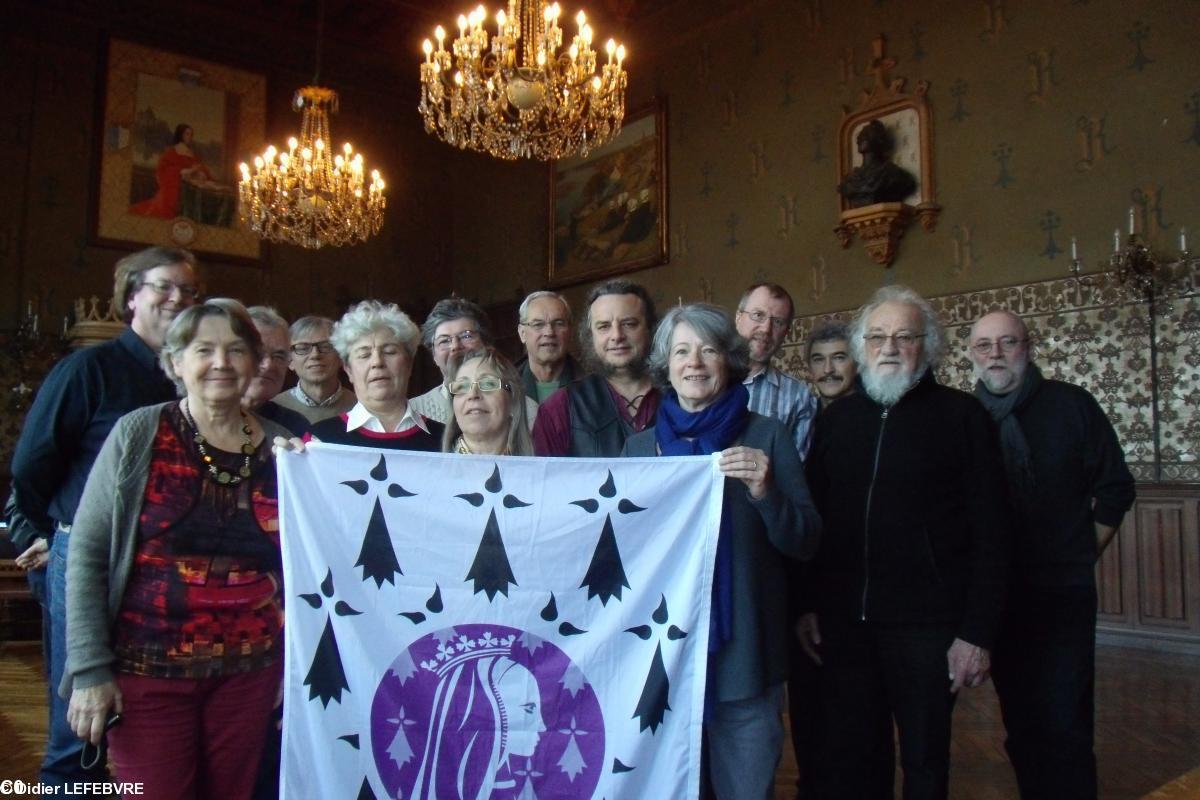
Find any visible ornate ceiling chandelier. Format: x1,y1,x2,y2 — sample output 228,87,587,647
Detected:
238,6,385,248
419,0,628,161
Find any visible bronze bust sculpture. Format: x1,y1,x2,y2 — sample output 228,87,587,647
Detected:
838,119,917,208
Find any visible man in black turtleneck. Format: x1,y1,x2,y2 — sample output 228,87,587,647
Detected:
969,310,1134,800
805,285,1011,800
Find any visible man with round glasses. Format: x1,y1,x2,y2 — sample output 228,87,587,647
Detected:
969,310,1133,799
272,315,356,425
735,283,818,458
409,297,538,427
803,285,1011,799
11,246,198,788
516,290,583,403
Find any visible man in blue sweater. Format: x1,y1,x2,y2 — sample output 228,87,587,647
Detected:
11,246,197,787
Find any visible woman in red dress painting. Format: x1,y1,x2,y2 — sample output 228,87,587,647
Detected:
130,123,213,219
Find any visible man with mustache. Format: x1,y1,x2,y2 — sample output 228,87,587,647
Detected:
735,283,818,457
532,279,659,457
805,320,857,407
969,310,1133,800
803,285,1011,799
515,290,583,403
12,246,198,788
788,318,857,799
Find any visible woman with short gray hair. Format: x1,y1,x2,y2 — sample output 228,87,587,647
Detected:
308,300,443,451
622,302,820,800
64,298,293,798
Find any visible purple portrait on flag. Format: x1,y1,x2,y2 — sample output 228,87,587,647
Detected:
370,624,605,799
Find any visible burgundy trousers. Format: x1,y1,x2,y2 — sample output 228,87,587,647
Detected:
108,664,280,800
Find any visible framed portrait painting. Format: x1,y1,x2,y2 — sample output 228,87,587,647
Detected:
92,38,266,261
547,98,669,289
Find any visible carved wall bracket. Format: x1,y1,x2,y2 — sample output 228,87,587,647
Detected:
834,202,914,266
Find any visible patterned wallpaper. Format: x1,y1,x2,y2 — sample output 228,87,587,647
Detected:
454,0,1200,330
778,261,1200,483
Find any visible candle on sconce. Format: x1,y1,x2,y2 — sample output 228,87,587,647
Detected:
1070,236,1078,261
1128,207,1135,235
1113,229,1121,253
32,314,38,335
62,316,69,336
1181,227,1188,253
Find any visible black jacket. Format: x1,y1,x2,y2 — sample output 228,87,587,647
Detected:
806,372,1012,649
993,378,1135,585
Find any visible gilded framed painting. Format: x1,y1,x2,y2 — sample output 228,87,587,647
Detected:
547,98,669,289
91,38,266,262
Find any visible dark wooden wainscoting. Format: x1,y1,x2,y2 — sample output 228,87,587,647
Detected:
1097,484,1200,653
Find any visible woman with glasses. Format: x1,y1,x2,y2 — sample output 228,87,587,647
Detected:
620,303,821,800
61,299,293,800
442,348,534,456
307,300,443,451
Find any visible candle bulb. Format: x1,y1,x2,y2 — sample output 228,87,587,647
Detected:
1070,236,1078,261
1181,227,1188,253
1113,229,1121,253
1128,206,1135,235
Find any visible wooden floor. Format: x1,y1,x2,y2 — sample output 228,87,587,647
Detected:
1,640,1198,798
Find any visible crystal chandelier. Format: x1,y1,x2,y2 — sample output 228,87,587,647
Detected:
419,0,628,161
238,5,385,249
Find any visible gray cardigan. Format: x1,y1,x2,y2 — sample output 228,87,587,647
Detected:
622,413,821,703
60,402,291,697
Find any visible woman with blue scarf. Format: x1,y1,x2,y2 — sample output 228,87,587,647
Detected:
622,303,821,800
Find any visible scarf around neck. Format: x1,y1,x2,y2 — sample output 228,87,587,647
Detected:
974,362,1044,512
655,383,750,655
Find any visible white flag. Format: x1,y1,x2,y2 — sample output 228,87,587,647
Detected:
278,444,723,800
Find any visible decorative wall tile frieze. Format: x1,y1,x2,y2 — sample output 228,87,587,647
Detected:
778,263,1200,482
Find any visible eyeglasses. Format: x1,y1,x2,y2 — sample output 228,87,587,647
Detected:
447,376,508,395
863,332,926,349
434,330,479,351
970,336,1028,355
139,279,199,299
520,319,570,332
291,341,335,356
738,308,789,331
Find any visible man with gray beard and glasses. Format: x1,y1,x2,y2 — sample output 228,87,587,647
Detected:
802,285,1011,800
968,310,1132,800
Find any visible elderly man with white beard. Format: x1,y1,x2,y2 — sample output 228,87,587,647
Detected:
969,310,1133,800
802,285,1012,800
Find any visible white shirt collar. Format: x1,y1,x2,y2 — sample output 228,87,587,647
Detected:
344,402,431,434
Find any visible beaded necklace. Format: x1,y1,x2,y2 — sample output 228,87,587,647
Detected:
454,436,508,456
181,400,254,485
